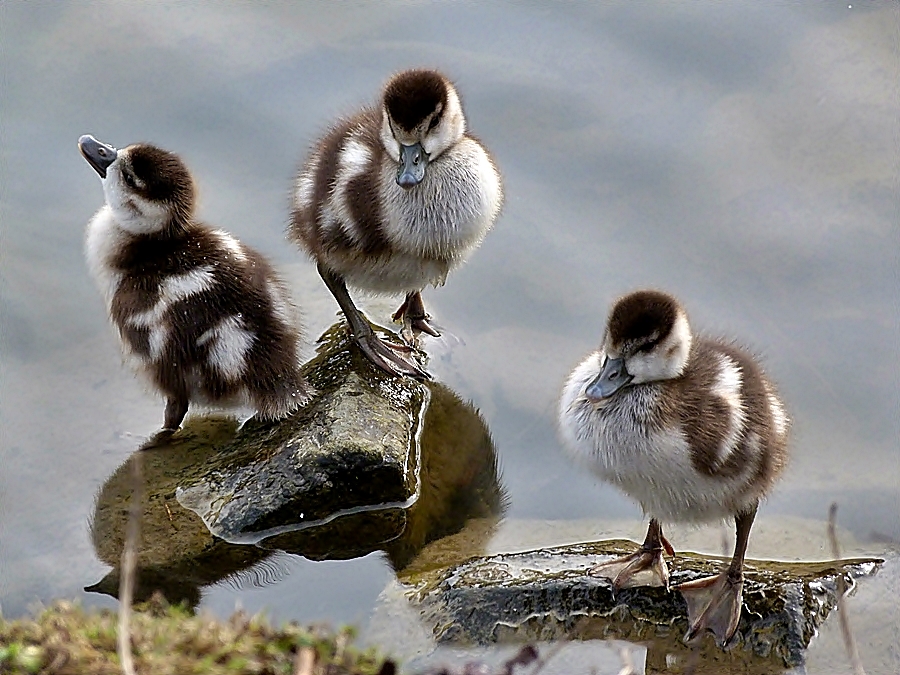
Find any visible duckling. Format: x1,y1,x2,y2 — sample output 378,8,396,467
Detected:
290,68,503,378
79,135,313,435
558,290,789,646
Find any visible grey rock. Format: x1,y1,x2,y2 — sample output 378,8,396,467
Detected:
399,540,882,673
176,323,427,544
86,322,505,608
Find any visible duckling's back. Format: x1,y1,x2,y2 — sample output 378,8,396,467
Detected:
81,137,312,429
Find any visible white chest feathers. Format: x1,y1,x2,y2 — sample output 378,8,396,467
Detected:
84,205,128,308
559,349,787,524
379,137,503,259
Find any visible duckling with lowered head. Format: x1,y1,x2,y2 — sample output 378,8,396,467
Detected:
79,135,313,436
558,290,789,646
290,68,503,378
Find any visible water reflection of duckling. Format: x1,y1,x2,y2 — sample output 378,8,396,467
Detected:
86,369,506,608
558,290,789,646
385,382,507,573
79,135,313,434
85,416,280,610
290,69,504,378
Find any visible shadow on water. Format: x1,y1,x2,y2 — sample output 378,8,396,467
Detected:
84,328,507,609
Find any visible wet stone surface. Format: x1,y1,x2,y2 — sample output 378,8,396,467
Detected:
87,322,506,609
398,540,882,672
175,323,428,544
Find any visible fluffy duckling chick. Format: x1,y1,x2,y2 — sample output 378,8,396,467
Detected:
558,290,789,646
79,135,313,436
290,69,503,378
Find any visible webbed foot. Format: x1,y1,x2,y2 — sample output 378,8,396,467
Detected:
354,331,430,380
590,518,674,589
317,264,431,380
676,572,743,647
590,546,670,589
139,397,188,449
393,290,441,339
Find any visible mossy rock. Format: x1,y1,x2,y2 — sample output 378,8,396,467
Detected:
175,323,427,542
87,322,505,608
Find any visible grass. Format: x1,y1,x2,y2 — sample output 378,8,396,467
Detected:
0,595,393,675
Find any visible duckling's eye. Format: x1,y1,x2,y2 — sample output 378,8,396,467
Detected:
122,172,136,189
427,115,440,131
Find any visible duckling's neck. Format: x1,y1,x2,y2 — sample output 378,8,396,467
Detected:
382,154,500,259
111,204,191,241
102,180,193,237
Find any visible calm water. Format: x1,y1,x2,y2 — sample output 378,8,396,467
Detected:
1,2,898,673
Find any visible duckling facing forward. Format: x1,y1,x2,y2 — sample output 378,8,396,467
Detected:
290,69,503,378
558,290,789,646
79,135,313,435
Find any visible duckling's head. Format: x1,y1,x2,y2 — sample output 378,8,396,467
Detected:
587,290,693,402
79,135,195,234
379,69,465,189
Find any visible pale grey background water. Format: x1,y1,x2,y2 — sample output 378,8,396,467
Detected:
1,2,898,672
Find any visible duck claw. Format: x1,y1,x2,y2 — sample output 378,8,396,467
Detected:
409,315,441,337
675,573,743,647
393,291,440,339
589,547,670,590
355,332,431,380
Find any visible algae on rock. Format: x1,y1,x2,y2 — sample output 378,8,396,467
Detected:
175,323,428,543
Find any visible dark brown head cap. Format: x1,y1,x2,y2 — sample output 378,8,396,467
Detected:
119,145,196,229
607,290,683,350
383,69,449,131
127,144,194,207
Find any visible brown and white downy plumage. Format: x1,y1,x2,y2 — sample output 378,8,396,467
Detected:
290,69,503,378
79,135,313,435
558,290,789,647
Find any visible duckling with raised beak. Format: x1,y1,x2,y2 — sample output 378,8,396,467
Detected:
79,135,313,436
558,290,789,646
290,69,503,378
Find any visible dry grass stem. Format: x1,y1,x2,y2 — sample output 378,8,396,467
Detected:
293,646,316,675
615,645,638,675
117,452,143,675
828,502,866,675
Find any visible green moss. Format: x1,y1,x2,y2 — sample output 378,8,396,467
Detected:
0,597,391,675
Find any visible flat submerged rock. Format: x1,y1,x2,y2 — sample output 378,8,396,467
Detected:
398,540,882,673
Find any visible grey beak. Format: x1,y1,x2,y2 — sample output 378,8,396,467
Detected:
396,142,428,188
79,134,118,178
585,356,633,402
